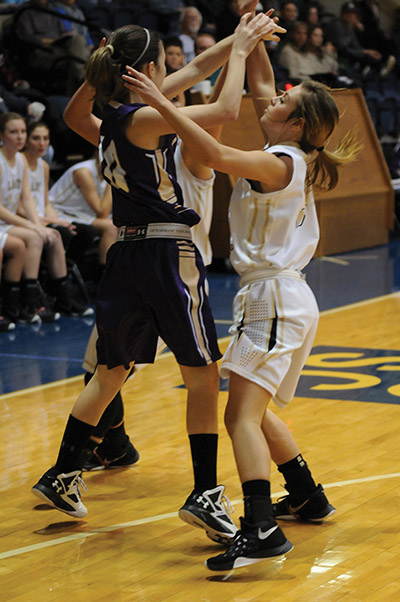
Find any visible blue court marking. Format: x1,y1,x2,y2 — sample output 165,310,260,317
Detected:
296,345,400,405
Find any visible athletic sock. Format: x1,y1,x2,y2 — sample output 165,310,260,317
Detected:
242,479,273,525
189,433,218,493
277,454,318,503
54,414,95,472
22,278,40,309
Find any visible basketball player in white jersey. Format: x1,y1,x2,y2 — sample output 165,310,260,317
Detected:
126,3,360,570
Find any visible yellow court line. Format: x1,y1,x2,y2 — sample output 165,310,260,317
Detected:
1,472,399,561
1,291,400,401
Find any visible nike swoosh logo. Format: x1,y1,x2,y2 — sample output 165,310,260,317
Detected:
258,524,279,540
288,499,309,514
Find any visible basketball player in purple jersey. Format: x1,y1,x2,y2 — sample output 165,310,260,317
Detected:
32,16,285,547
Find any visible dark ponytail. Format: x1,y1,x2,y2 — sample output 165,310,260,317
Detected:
85,25,161,104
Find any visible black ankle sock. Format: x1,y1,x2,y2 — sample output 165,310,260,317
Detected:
55,414,96,472
189,433,218,493
278,454,317,502
23,279,40,308
242,480,273,524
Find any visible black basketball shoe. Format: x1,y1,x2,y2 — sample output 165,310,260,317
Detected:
82,440,140,471
32,468,88,518
272,484,336,522
206,517,293,571
179,485,238,544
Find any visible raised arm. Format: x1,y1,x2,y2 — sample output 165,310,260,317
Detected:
180,64,228,180
124,55,288,189
63,81,102,147
123,13,284,144
161,35,234,100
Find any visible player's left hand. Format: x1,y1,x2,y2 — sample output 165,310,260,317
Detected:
122,66,166,109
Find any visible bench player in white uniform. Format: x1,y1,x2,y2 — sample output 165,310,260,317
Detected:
127,3,360,570
23,121,93,316
48,155,117,267
0,112,62,323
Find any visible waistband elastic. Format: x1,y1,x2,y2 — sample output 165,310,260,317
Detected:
240,268,305,288
117,223,192,242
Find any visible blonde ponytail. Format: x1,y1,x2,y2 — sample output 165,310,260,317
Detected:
290,81,362,190
308,129,362,190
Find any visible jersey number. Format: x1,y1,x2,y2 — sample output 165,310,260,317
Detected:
100,138,129,193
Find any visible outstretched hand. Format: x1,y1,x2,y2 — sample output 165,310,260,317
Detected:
122,66,167,109
234,11,285,54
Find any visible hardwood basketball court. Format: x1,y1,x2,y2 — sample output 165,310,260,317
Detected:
1,291,400,601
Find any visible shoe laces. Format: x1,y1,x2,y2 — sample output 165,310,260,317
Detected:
71,474,88,498
226,531,249,555
53,472,88,498
219,492,235,517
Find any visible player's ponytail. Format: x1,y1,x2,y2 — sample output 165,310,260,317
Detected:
85,25,161,104
289,81,362,190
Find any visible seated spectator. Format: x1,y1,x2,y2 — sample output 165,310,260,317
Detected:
52,0,94,51
277,20,308,81
179,6,203,63
0,112,78,323
22,120,93,315
0,84,45,122
195,32,217,56
192,32,218,93
132,0,183,38
48,155,117,272
14,0,91,95
325,2,384,77
278,0,298,34
355,0,396,77
164,35,186,71
299,1,323,27
163,36,188,107
296,24,339,84
0,37,74,163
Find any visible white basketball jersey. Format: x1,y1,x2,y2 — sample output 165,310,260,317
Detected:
27,157,46,218
0,150,24,222
49,158,106,221
229,143,319,276
175,141,215,266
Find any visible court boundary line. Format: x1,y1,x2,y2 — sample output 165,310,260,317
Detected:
1,291,400,401
1,471,399,560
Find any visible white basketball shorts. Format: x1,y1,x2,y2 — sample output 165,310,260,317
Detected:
220,275,319,408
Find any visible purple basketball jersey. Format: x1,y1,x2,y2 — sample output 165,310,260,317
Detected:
100,102,200,227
